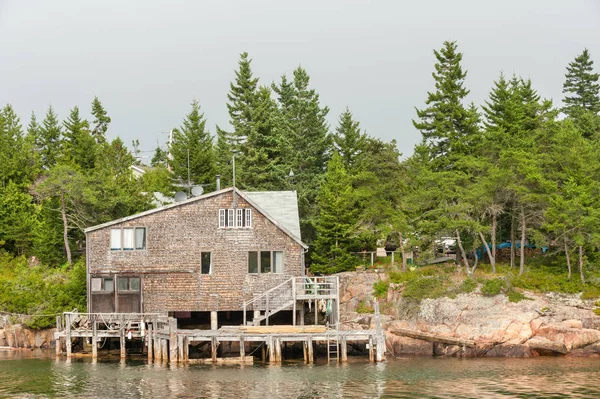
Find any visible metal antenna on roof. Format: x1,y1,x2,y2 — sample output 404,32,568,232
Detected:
232,155,236,188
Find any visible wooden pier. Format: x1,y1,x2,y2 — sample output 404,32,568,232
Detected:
54,312,386,364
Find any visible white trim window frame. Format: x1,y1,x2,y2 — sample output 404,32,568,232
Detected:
110,227,146,251
227,209,235,228
219,209,226,228
245,209,252,228
236,208,243,228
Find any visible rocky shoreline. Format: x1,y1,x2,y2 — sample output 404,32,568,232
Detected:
338,271,600,358
0,315,55,349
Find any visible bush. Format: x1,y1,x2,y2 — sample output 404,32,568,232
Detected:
356,300,374,313
402,276,449,301
373,279,390,298
507,289,531,303
481,278,505,296
582,285,600,300
460,278,477,294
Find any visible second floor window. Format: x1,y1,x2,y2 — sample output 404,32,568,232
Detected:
219,208,252,228
111,227,146,251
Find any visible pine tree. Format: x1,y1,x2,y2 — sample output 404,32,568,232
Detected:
215,52,259,186
563,49,600,117
0,104,26,185
413,40,480,170
170,100,217,189
333,108,366,171
63,106,96,169
23,111,43,179
311,152,359,274
151,144,168,167
39,106,62,169
239,86,287,190
91,96,111,144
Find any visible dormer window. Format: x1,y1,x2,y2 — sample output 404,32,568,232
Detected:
219,208,252,228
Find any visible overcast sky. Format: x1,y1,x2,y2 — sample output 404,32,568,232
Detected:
1,0,599,161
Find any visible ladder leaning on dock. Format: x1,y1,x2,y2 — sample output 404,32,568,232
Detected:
327,335,339,362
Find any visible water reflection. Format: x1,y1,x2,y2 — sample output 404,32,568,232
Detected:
1,352,600,398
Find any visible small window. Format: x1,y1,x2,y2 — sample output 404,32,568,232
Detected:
273,251,283,273
110,229,121,250
236,209,243,227
245,209,252,228
118,277,129,291
91,278,102,292
219,209,226,228
135,228,146,250
260,251,271,273
248,251,258,273
201,252,212,274
123,228,134,250
104,278,114,292
227,209,235,228
129,278,140,291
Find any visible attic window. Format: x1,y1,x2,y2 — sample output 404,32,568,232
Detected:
219,209,252,228
110,227,146,251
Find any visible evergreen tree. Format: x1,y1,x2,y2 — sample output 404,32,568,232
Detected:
151,144,168,167
170,100,217,189
562,49,600,117
62,106,96,169
333,108,366,171
239,86,287,190
39,106,62,169
91,96,111,144
311,152,358,273
23,111,43,179
273,66,331,243
0,105,26,186
413,40,480,170
216,52,259,186
0,181,38,255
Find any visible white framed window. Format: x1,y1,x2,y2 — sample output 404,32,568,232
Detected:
248,250,283,274
236,209,243,227
273,251,283,273
219,209,226,228
245,209,252,228
227,209,235,228
201,252,212,274
110,229,121,250
110,227,146,251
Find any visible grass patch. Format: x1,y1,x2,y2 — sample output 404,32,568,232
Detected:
373,279,390,298
356,300,374,314
460,278,477,294
582,285,600,300
507,289,531,303
481,278,505,296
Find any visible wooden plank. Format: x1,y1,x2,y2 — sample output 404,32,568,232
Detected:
188,356,253,365
147,323,153,362
341,336,347,362
390,328,475,347
169,318,178,363
91,315,97,359
240,325,326,334
211,337,217,363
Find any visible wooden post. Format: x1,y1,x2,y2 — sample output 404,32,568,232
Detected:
303,339,308,363
55,316,61,356
391,251,394,268
368,336,374,363
210,311,218,330
341,336,347,362
147,323,153,362
239,337,245,361
299,306,305,326
314,299,318,326
65,313,72,358
91,315,98,359
178,335,184,364
292,279,297,326
169,317,178,363
161,339,168,362
307,337,314,364
211,337,218,363
261,341,266,362
120,325,126,359
265,293,269,326
274,337,282,363
183,336,189,363
243,304,247,326
268,336,275,363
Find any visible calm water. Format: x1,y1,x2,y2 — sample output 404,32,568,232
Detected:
1,351,599,398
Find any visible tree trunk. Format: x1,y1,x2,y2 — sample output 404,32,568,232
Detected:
399,231,407,273
519,205,526,276
455,230,470,272
579,246,585,283
479,231,495,273
510,210,516,269
471,250,479,273
60,191,72,266
564,235,571,280
491,214,497,266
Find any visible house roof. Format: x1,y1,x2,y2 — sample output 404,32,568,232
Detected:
84,187,307,248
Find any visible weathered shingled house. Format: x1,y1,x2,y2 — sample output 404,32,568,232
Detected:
84,186,309,328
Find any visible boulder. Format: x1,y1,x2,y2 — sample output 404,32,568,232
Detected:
484,344,533,357
534,325,600,351
386,332,433,356
527,336,568,355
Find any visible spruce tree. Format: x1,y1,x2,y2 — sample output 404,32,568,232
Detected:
562,49,600,117
151,144,168,167
91,96,111,144
39,106,62,169
239,86,287,190
333,108,366,171
170,100,217,189
413,40,480,170
216,52,259,186
0,105,26,185
311,152,358,274
63,106,96,169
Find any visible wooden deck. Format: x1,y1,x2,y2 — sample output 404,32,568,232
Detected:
54,312,385,364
